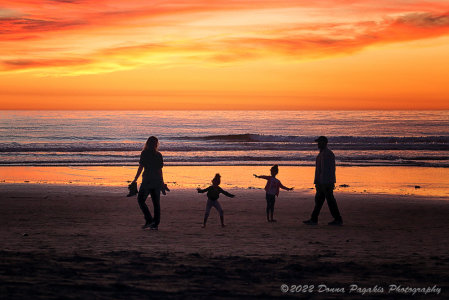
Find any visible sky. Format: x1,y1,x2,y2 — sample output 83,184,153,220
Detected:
1,0,449,110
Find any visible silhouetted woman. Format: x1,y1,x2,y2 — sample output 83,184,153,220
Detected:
132,136,168,230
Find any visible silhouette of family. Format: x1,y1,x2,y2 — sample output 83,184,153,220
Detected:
130,135,343,230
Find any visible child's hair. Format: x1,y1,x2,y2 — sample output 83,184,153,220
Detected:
212,173,221,184
270,164,279,175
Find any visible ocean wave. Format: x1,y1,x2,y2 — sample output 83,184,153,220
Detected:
2,134,448,152
178,133,449,144
1,152,448,167
1,134,448,168
179,133,299,142
2,111,448,168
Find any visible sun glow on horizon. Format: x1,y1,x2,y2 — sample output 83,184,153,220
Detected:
1,0,449,109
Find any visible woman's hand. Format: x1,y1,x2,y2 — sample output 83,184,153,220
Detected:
161,183,170,195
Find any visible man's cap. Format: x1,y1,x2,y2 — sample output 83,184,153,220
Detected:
314,136,328,143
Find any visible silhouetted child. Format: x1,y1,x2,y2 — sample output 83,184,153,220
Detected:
197,173,235,228
254,164,293,222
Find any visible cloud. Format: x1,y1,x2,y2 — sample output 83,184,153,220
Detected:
206,11,449,62
1,58,94,71
1,1,449,75
370,12,449,43
48,0,86,3
396,12,449,28
0,17,86,36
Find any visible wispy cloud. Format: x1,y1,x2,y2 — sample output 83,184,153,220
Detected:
212,11,449,62
1,1,449,75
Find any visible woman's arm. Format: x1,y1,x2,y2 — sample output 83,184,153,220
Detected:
133,165,144,183
159,169,164,184
159,169,171,195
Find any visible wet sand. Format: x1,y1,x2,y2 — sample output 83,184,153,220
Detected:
1,183,448,299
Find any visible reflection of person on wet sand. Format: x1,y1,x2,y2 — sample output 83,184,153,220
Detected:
254,164,293,222
132,136,169,230
197,173,235,228
303,136,343,226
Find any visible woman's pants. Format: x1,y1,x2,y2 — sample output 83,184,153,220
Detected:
138,187,161,225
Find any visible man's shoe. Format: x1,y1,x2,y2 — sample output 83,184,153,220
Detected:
328,220,343,226
303,219,318,225
141,222,155,229
150,225,158,230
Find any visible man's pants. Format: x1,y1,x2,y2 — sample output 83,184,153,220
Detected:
311,184,342,222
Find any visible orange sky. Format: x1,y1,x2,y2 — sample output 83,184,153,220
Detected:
1,0,449,109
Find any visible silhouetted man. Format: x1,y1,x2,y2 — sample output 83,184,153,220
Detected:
304,136,343,225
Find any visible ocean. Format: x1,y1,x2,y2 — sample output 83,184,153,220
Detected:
1,110,448,167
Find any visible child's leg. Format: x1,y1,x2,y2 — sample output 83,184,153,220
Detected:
265,193,271,221
203,199,213,228
270,197,276,221
213,201,225,226
266,194,276,221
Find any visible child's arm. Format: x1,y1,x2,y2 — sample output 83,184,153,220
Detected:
220,188,235,198
254,174,270,180
279,182,294,191
197,187,208,193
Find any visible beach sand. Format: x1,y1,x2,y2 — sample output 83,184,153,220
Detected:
1,183,448,299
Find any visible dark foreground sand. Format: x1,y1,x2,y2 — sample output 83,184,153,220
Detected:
1,184,448,299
